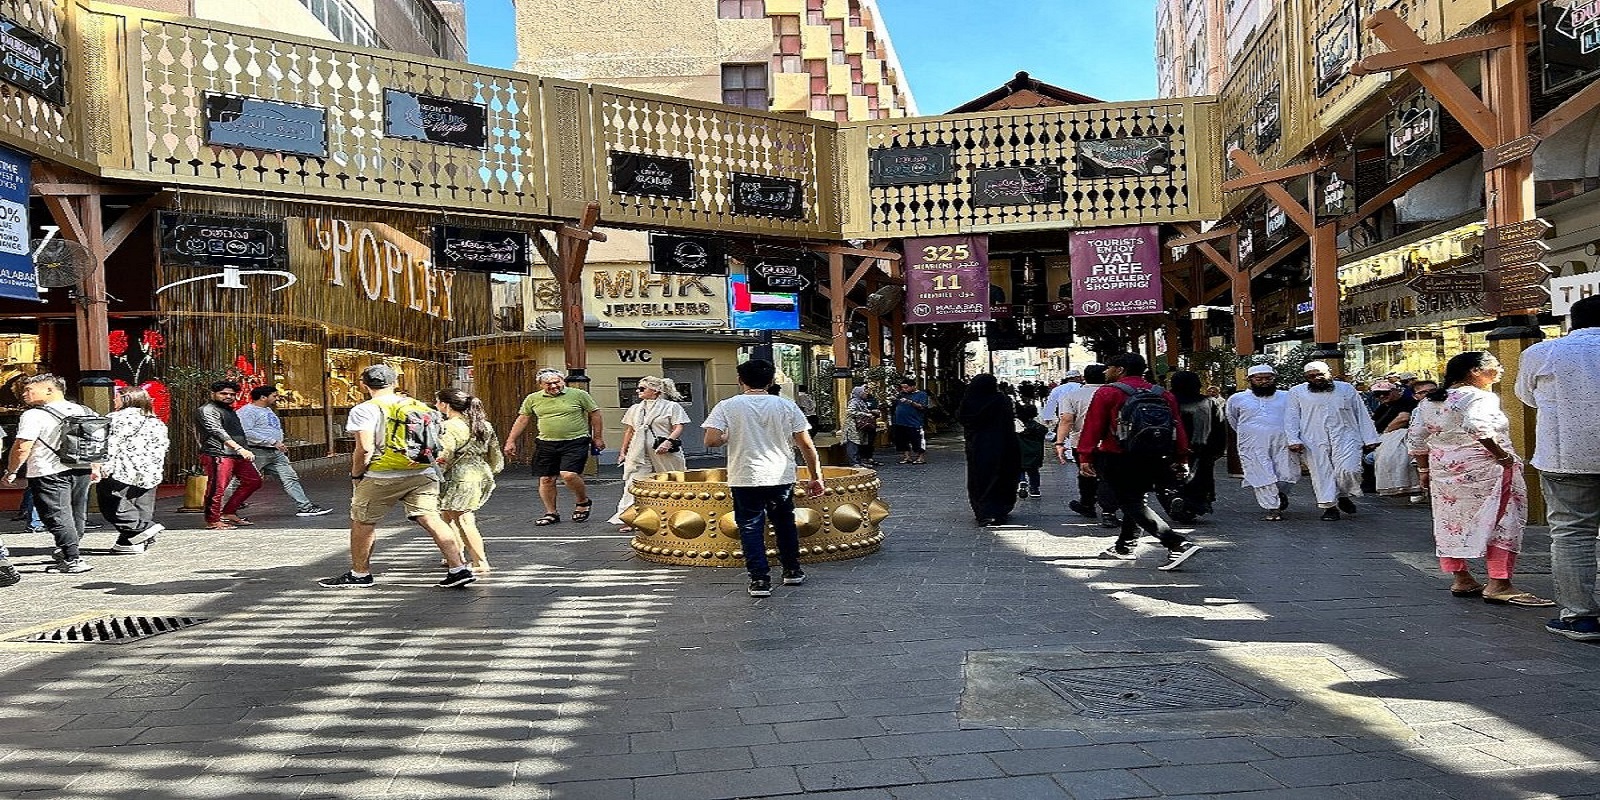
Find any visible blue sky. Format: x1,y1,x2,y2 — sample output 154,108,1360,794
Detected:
462,0,1157,112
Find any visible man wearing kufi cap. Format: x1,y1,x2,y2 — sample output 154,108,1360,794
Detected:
1285,361,1379,520
1225,363,1300,520
1041,368,1084,428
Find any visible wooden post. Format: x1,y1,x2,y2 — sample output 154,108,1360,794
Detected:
889,306,906,374
867,310,883,368
829,252,851,434
554,203,605,386
1309,222,1344,375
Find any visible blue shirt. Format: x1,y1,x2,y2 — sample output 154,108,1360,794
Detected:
237,402,285,447
892,390,929,428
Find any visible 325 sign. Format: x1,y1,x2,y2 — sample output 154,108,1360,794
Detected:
904,235,991,325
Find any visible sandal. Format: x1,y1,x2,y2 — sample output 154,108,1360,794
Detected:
222,515,255,526
1263,511,1284,522
572,500,593,522
1483,592,1555,607
618,525,638,533
1450,585,1484,598
533,513,560,526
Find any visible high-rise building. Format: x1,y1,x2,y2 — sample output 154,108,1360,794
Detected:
1155,0,1272,98
116,0,468,61
513,0,916,121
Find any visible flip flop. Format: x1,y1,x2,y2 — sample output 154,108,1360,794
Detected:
1450,585,1484,598
1483,592,1556,607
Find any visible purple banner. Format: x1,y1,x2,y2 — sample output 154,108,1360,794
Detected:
1069,225,1163,317
904,235,991,325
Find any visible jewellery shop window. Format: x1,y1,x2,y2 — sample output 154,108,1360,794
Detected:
0,334,41,412
326,349,451,412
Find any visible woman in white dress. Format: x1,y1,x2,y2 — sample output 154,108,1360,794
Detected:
1406,352,1552,607
609,376,691,531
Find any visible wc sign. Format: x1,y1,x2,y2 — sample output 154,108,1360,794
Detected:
617,349,653,363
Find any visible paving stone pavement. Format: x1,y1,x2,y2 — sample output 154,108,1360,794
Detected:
0,435,1598,799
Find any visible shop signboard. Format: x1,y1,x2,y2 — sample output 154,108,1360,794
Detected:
729,273,799,330
746,257,811,293
1074,137,1172,179
1068,224,1162,318
1317,157,1356,221
430,226,531,274
580,264,728,329
649,233,727,276
730,173,805,219
1237,228,1255,266
0,146,30,301
203,94,328,158
1550,271,1600,315
1540,0,1600,94
1315,1,1359,96
903,234,990,324
610,152,695,200
0,17,63,105
383,90,488,149
1407,271,1485,297
1483,240,1551,271
1341,278,1488,335
971,166,1062,206
158,211,288,270
868,145,955,186
1481,285,1550,316
1263,203,1290,248
1483,218,1554,249
1254,88,1281,153
1386,92,1442,182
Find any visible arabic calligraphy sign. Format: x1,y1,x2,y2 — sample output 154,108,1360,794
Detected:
203,94,328,158
383,90,488,149
1074,137,1172,179
1386,91,1441,182
868,145,955,186
730,173,805,219
1315,1,1359,96
430,226,531,274
971,166,1063,206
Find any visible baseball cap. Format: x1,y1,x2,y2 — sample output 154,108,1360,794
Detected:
1371,381,1397,392
1064,369,1083,379
359,364,397,388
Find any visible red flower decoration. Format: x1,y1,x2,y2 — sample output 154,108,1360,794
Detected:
108,330,129,357
140,329,165,354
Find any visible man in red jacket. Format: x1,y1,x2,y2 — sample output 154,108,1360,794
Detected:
1076,353,1202,570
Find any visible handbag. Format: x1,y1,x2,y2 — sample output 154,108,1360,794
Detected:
653,436,682,453
854,416,878,434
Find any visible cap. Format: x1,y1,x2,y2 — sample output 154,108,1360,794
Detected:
359,364,397,388
1303,361,1331,376
1246,364,1276,377
1397,372,1417,381
1064,369,1083,379
1371,381,1397,392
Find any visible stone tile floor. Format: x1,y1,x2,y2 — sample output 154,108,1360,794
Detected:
0,436,1596,799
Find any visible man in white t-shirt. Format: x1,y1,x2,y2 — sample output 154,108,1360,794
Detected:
319,364,475,590
1041,369,1083,427
2,374,99,574
703,359,825,598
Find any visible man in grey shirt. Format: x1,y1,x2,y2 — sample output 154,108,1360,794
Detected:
237,385,331,517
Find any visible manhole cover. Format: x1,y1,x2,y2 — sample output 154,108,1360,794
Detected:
11,615,210,645
1022,663,1296,718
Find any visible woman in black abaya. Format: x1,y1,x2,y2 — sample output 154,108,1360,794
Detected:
959,373,1022,525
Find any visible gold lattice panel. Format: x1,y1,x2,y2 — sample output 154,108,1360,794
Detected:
1218,8,1289,213
593,87,836,237
0,0,77,167
124,13,545,214
845,99,1222,238
1308,0,1443,125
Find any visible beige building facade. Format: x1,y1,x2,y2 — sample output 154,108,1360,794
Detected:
117,0,467,60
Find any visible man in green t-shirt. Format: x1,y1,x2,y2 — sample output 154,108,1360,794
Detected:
504,369,605,525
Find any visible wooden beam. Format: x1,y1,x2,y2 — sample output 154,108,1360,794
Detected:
530,230,558,268
102,192,170,256
1229,148,1315,234
30,182,102,196
1337,140,1476,229
1165,223,1239,247
1192,237,1236,276
556,225,607,243
1351,29,1510,74
1199,278,1233,304
1161,273,1187,302
40,194,89,247
1532,77,1600,140
805,243,902,261
1247,234,1309,278
843,256,880,294
1219,159,1326,193
1364,9,1501,148
556,203,601,374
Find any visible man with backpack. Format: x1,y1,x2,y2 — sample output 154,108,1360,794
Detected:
193,380,264,530
320,365,474,589
2,374,108,574
1074,353,1201,570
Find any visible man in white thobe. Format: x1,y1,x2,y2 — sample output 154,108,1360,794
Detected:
1285,360,1379,521
1225,364,1300,520
1041,369,1083,428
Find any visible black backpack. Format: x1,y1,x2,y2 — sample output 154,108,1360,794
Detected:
37,404,111,465
1112,383,1178,456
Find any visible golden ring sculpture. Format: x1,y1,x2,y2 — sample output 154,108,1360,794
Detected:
624,466,889,567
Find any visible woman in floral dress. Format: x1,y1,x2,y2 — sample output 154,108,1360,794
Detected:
1406,352,1552,607
609,376,690,531
435,388,502,572
99,387,169,554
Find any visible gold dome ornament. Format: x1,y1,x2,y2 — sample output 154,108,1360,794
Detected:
628,466,888,567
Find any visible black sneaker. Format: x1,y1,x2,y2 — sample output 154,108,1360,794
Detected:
1018,483,1030,499
1545,616,1600,642
748,577,772,597
1158,541,1202,571
1320,507,1341,521
0,562,18,586
1098,511,1122,529
1278,491,1290,511
1098,545,1137,561
781,569,805,586
437,568,477,588
296,505,334,517
1337,496,1358,515
1029,490,1042,498
319,571,375,589
1068,500,1097,518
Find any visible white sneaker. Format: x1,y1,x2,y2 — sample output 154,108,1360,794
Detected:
128,523,164,545
110,542,148,555
1158,542,1202,571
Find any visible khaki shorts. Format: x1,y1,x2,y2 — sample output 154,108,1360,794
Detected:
350,474,440,524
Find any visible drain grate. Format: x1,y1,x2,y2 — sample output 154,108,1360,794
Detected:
12,615,210,645
1023,662,1295,718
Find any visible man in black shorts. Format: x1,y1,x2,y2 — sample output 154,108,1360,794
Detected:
504,369,605,525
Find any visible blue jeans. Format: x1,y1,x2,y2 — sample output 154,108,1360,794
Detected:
731,484,801,580
248,447,315,510
1541,472,1600,620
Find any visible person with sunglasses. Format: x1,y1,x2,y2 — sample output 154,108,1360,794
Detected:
608,376,690,531
191,379,263,531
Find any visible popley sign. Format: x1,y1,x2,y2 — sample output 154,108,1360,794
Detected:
1068,225,1162,318
903,235,990,325
306,218,456,321
384,90,488,149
